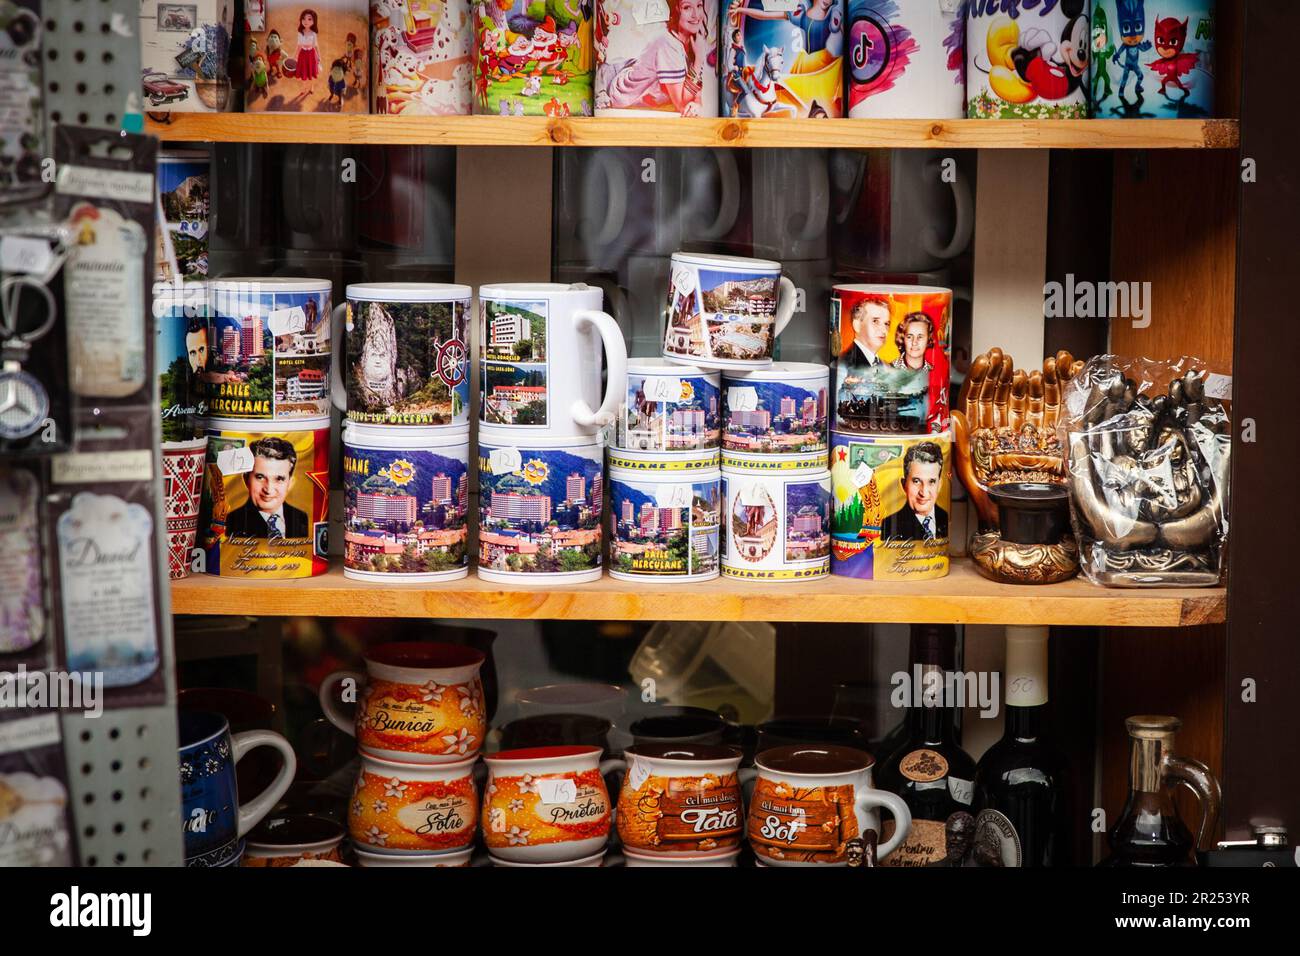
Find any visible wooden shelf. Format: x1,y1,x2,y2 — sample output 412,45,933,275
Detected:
169,559,1225,626
146,114,1239,150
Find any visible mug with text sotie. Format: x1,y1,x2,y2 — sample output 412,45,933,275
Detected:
747,744,911,866
481,745,626,863
348,752,478,854
319,642,487,763
479,283,628,439
616,744,746,858
179,711,297,867
662,252,796,370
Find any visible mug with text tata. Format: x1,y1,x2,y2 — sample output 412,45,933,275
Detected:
319,642,487,763
616,744,746,858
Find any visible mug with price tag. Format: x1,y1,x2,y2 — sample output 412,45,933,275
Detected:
205,279,332,421
721,0,845,118
477,430,605,585
348,752,479,855
618,357,721,453
721,451,831,580
608,450,721,582
616,744,747,858
595,0,720,117
748,744,911,866
722,361,828,455
481,745,625,863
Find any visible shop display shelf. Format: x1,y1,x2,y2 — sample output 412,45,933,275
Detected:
145,115,1240,150
169,558,1226,626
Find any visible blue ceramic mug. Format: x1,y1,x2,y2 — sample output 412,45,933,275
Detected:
179,711,296,867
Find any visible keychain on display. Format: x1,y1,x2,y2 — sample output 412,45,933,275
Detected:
0,275,58,441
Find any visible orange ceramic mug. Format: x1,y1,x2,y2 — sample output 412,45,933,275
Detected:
348,752,479,855
616,744,747,858
320,642,487,763
481,745,625,864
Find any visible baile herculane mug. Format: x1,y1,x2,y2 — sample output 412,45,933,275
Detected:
479,283,627,438
320,642,488,763
747,744,911,866
179,711,297,867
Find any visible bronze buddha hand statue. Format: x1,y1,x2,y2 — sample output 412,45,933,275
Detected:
952,348,1084,584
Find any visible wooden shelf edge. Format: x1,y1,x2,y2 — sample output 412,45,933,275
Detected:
169,559,1226,627
145,115,1240,150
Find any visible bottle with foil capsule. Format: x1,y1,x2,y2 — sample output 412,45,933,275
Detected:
877,624,977,866
972,627,1067,867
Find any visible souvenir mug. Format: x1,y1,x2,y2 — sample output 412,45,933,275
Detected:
319,641,488,763
616,744,746,857
162,437,209,580
155,280,209,442
472,0,595,116
846,0,965,118
479,283,627,438
595,0,719,117
721,0,845,118
244,0,369,112
830,284,952,434
139,0,234,112
967,0,1089,119
830,430,951,580
242,815,346,867
331,283,472,429
721,452,831,580
747,744,911,866
722,362,829,455
342,423,471,581
157,150,211,281
609,452,721,582
1090,0,1214,119
618,358,721,452
348,753,479,854
204,278,332,421
662,252,796,370
179,711,297,867
371,0,474,116
482,745,625,863
477,430,604,584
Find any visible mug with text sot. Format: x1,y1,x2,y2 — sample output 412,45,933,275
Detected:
662,252,796,370
348,752,478,854
331,283,471,429
480,283,627,438
320,642,488,763
616,744,746,857
747,744,910,866
179,711,296,867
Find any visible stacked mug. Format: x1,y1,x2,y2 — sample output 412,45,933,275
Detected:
477,283,626,585
321,642,489,867
332,283,473,583
196,278,335,580
829,284,954,581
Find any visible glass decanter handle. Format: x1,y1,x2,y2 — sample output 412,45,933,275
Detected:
1163,754,1222,851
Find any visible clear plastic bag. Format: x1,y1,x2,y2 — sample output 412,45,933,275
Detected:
1059,355,1230,588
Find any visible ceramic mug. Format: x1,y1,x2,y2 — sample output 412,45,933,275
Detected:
320,641,488,763
967,0,1090,119
629,708,728,747
162,437,208,580
348,752,479,854
747,744,911,866
1091,0,1215,120
481,745,625,863
472,0,595,117
722,362,829,455
721,454,832,580
618,357,722,452
179,711,297,867
479,283,628,438
609,453,721,582
721,0,846,118
662,252,796,370
846,0,966,118
330,283,472,429
242,814,346,867
616,744,746,857
595,0,720,117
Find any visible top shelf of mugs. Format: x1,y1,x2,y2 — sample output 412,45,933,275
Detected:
143,115,1240,150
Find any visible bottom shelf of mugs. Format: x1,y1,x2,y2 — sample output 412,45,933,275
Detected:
169,558,1225,627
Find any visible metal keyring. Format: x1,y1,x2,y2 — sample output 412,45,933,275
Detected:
0,274,57,344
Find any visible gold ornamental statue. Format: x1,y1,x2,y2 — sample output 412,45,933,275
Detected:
952,348,1083,585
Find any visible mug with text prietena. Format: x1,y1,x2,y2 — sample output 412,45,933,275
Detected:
319,642,488,763
479,283,627,438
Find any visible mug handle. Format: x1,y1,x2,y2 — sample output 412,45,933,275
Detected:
328,302,347,413
579,150,627,248
600,757,627,827
232,729,297,838
772,276,797,340
318,669,364,737
922,157,974,261
696,150,741,240
856,788,912,861
571,309,628,428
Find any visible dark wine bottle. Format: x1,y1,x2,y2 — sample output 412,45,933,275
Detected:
877,624,977,866
972,626,1066,867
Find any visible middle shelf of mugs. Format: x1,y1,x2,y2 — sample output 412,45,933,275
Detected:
142,114,1241,149
168,559,1225,627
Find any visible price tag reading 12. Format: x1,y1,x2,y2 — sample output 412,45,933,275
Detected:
535,778,578,805
643,377,684,402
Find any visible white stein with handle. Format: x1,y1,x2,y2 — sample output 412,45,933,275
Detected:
479,283,628,439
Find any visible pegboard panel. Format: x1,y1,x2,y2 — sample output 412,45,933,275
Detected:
41,0,143,133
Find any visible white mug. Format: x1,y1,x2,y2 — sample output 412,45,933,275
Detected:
479,283,628,439
847,0,966,118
